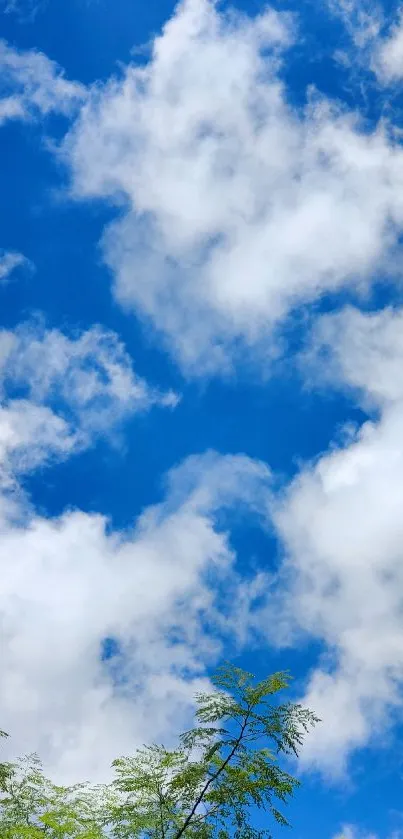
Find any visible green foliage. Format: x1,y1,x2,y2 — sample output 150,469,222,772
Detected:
111,664,319,839
0,754,112,838
0,665,319,839
0,730,12,792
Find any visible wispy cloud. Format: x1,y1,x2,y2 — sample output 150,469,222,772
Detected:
374,9,403,82
0,250,30,281
332,825,402,839
0,321,179,482
327,0,383,49
328,0,403,85
0,39,85,126
1,0,47,20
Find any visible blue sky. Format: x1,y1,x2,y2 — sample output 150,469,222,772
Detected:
2,0,403,837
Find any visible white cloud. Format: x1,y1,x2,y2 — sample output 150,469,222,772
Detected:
0,318,271,786
266,305,403,775
0,450,270,782
0,400,79,485
0,251,29,282
326,2,403,86
333,826,378,839
63,0,403,374
0,39,85,126
305,305,403,408
7,0,403,788
332,826,402,839
0,96,25,125
1,0,46,19
374,11,403,82
0,321,178,481
327,0,382,49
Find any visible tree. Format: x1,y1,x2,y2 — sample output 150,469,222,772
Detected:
0,753,111,838
0,665,319,838
111,664,319,839
0,730,11,793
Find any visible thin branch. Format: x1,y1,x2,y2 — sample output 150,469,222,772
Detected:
156,785,166,839
172,707,251,839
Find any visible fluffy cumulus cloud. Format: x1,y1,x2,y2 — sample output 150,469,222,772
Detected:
0,316,269,783
0,449,270,782
0,321,177,481
0,333,275,785
305,305,403,406
63,0,403,373
0,39,85,126
264,305,403,775
56,0,403,779
6,0,403,791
